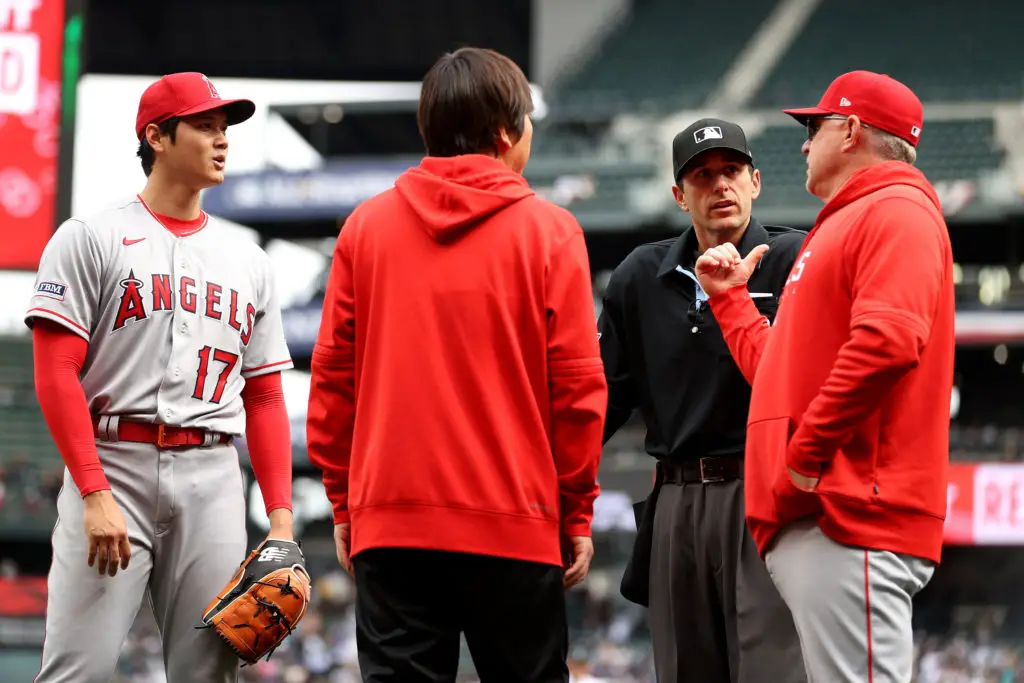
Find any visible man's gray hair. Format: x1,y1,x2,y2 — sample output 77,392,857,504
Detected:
866,126,917,165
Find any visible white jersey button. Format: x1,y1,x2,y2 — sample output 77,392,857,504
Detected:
165,408,173,419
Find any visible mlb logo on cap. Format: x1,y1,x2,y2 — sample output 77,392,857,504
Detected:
672,118,753,182
694,126,723,143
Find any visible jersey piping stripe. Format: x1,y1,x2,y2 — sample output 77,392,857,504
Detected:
27,307,90,338
242,359,292,375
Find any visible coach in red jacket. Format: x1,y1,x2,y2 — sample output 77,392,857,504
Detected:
306,47,607,683
694,71,955,683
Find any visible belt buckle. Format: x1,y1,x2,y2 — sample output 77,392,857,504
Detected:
699,457,725,484
156,424,169,449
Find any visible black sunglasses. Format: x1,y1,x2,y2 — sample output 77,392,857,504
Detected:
806,115,848,141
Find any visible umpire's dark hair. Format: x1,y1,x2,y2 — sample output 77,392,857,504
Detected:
417,47,533,158
136,117,181,177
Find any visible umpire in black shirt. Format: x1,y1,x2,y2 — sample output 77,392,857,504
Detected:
599,118,807,683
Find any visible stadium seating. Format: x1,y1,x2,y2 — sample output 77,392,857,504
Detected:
754,0,1024,107
0,350,56,468
0,338,63,532
552,0,776,116
746,124,819,212
915,119,1006,183
524,157,663,230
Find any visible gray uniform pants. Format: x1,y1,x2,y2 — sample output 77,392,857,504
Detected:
765,519,936,683
34,440,248,683
649,477,805,683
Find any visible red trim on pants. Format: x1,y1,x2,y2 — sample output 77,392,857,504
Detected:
864,550,874,683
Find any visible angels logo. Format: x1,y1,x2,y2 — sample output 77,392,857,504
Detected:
110,269,258,342
201,75,220,99
113,269,146,331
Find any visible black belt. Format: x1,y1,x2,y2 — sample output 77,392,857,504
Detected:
660,455,743,484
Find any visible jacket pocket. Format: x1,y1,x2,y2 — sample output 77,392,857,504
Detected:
744,416,792,525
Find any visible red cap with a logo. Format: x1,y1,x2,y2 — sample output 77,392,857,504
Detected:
783,70,924,147
135,72,256,140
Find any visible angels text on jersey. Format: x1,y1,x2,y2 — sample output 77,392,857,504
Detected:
112,268,257,346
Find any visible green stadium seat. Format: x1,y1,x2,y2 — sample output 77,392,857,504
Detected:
551,0,777,115
755,0,1024,106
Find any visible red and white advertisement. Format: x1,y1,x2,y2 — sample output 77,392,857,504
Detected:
0,0,65,270
944,463,1024,545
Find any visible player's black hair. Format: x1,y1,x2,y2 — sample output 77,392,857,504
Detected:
417,47,533,157
136,117,181,177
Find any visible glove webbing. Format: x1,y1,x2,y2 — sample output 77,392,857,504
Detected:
194,575,302,664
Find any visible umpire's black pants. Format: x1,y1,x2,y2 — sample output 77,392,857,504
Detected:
353,548,569,683
649,461,806,683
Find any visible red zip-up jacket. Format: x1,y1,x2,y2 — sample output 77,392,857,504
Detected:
306,154,607,567
708,161,955,564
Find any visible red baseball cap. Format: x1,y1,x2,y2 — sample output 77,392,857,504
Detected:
782,70,924,147
135,72,256,140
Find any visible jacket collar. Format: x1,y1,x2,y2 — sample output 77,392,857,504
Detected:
657,217,769,278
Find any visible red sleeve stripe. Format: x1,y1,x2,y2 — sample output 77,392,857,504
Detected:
26,308,90,339
242,359,292,375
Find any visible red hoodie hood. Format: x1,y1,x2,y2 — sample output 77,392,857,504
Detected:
815,161,942,226
394,154,534,242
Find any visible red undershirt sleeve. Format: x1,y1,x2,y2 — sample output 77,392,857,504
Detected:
240,371,293,515
32,320,110,497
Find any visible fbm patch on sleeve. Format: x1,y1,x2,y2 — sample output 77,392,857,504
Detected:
36,281,68,301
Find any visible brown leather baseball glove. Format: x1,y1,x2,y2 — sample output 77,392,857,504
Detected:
199,539,312,664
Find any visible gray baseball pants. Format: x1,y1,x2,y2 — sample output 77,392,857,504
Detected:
765,519,936,683
34,440,248,683
648,477,805,683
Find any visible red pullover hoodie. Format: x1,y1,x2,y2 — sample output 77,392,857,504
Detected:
709,161,955,564
306,154,607,567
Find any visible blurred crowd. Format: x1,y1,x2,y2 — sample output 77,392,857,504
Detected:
0,453,64,530
106,567,655,683
915,635,1023,682
98,569,1024,683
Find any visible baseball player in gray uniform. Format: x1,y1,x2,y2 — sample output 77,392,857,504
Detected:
26,72,297,682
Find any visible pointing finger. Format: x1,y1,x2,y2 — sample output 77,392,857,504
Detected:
743,244,770,270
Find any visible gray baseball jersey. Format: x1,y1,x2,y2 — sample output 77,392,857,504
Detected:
27,195,294,682
25,195,294,434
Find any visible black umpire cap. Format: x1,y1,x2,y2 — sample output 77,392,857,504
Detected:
672,118,753,182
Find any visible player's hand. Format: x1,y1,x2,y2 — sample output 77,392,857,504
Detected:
788,468,820,492
562,535,594,589
82,490,131,577
695,243,769,298
334,522,352,576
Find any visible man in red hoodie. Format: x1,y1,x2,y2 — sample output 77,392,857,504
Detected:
306,47,607,683
693,71,956,683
